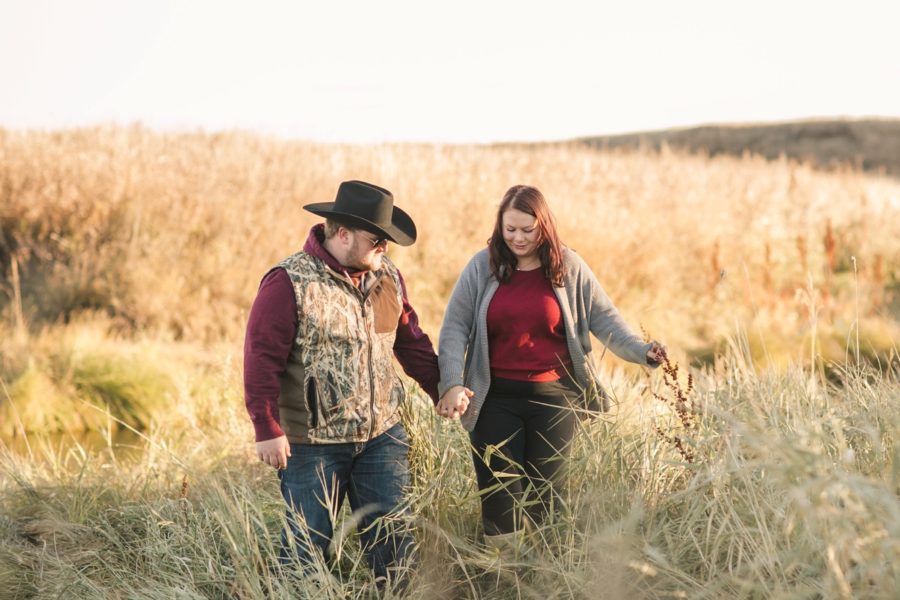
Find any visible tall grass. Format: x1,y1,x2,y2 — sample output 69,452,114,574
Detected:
2,348,898,598
1,126,899,597
1,126,898,356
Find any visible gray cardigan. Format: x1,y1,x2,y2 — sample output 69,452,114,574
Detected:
438,248,654,431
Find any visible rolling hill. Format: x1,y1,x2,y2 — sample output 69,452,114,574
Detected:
579,118,900,176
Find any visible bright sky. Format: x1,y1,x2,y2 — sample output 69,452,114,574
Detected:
1,0,898,143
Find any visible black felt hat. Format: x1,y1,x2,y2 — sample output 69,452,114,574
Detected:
303,180,416,246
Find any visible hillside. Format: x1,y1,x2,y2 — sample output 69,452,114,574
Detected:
579,118,900,176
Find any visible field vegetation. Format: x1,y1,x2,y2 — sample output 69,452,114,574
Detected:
1,126,899,598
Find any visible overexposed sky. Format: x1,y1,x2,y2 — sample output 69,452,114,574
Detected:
1,0,898,143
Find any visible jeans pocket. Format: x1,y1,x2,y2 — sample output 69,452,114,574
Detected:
385,422,409,446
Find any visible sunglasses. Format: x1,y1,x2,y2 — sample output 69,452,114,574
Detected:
358,231,389,249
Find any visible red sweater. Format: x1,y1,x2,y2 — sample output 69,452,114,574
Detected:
243,225,440,442
486,267,572,382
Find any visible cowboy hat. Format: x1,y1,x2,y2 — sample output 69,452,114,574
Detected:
303,180,416,246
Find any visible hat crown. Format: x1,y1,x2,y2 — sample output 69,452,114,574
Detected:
302,179,417,246
333,180,393,226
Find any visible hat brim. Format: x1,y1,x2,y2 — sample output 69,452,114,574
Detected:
303,203,417,246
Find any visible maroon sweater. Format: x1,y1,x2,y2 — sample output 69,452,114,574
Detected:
486,267,572,382
243,225,440,442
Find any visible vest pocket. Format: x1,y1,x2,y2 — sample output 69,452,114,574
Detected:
322,371,345,422
306,377,319,429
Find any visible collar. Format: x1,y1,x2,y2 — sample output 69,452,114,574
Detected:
302,223,369,283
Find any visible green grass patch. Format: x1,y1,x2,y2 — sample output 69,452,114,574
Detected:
0,320,176,436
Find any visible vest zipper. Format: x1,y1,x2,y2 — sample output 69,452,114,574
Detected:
359,272,383,442
360,301,376,441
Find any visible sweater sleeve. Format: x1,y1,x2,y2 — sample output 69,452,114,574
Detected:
580,259,654,366
437,255,480,397
392,269,440,404
243,268,297,441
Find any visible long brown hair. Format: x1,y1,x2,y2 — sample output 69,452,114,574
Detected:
488,185,565,287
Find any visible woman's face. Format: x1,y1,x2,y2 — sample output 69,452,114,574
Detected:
501,208,541,262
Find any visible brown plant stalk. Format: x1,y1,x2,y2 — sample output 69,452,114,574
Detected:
650,345,697,463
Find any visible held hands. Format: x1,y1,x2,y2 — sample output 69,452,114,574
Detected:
436,385,474,419
646,341,668,365
256,435,291,470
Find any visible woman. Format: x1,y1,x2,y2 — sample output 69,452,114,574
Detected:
436,185,665,550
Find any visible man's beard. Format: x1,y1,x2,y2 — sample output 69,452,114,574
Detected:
346,240,383,272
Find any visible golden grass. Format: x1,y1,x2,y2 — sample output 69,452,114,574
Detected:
1,125,899,597
1,348,898,598
1,126,897,363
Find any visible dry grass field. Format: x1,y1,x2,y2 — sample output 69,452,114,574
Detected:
1,125,897,357
1,126,899,598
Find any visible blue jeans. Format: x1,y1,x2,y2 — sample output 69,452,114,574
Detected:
278,423,412,579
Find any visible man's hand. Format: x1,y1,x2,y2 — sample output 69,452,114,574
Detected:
256,435,291,470
436,386,473,419
647,341,667,365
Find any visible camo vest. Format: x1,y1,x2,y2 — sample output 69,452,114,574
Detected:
274,252,405,444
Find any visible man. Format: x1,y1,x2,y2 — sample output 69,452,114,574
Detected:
243,180,462,582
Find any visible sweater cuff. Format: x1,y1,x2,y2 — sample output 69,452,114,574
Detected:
639,341,662,368
437,373,464,399
252,417,285,442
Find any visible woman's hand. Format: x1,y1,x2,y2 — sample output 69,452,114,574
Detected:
436,385,474,419
647,341,667,365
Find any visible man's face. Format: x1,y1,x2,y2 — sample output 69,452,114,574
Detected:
345,229,388,271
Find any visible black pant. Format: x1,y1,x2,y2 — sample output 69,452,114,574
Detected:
470,376,580,536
